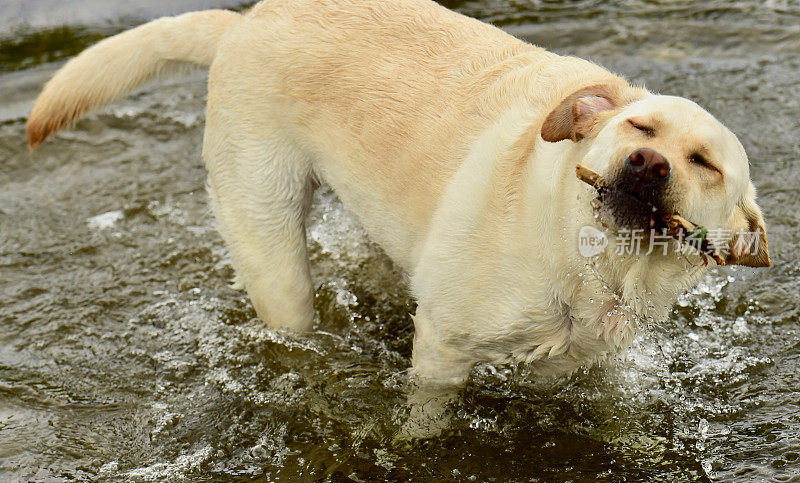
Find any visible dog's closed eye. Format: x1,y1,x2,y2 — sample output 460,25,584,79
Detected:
689,152,721,174
627,119,655,136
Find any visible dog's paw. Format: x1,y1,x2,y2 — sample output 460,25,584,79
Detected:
393,383,459,442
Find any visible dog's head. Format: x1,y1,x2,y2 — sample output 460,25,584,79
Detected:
542,85,770,267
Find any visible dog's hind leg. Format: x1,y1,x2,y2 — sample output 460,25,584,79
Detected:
202,114,316,331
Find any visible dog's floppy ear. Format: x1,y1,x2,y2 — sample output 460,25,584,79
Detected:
727,184,771,267
541,83,640,143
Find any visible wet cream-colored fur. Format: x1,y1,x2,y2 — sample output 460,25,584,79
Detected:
28,0,768,390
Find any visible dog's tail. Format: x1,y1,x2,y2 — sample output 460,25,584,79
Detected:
26,9,242,151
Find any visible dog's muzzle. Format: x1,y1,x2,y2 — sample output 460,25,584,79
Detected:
599,148,673,231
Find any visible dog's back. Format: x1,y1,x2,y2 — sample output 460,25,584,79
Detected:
215,0,631,268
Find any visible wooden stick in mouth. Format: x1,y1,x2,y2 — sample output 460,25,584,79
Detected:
575,163,726,265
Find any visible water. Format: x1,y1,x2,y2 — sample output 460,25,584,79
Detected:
1,0,798,480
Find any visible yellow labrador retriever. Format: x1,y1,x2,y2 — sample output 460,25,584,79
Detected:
28,0,769,392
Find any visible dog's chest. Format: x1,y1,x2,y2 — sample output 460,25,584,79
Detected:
495,297,638,376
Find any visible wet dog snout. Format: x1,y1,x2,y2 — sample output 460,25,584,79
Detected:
626,148,670,184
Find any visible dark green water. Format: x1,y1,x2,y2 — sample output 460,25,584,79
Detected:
1,0,798,480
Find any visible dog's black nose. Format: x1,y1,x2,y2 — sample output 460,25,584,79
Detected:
626,148,670,184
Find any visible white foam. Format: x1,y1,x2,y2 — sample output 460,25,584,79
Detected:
86,210,123,230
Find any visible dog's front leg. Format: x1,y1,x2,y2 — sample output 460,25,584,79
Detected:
396,310,474,440
410,310,474,387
